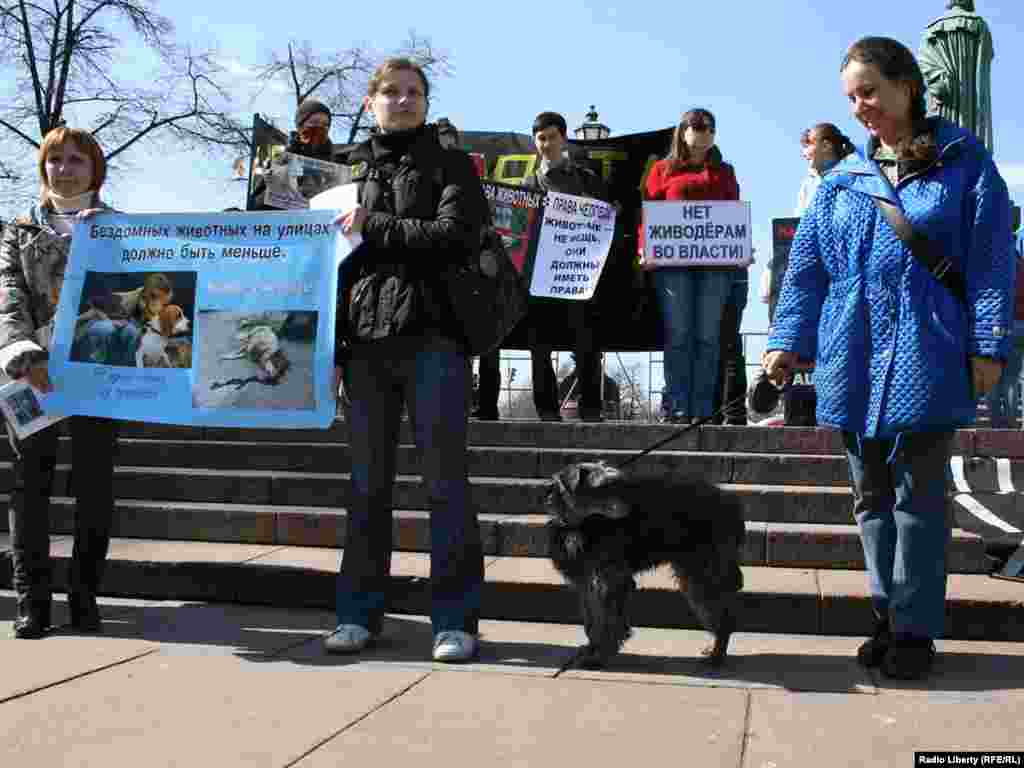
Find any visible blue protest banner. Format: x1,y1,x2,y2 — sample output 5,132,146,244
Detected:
46,210,348,429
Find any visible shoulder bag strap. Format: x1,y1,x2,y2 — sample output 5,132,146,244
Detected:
872,197,967,305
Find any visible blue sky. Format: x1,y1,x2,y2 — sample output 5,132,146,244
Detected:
37,0,1024,383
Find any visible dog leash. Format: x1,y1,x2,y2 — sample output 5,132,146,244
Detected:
615,392,754,471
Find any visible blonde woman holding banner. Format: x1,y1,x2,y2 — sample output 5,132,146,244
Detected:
642,108,741,424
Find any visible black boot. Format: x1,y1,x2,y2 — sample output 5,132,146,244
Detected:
69,592,103,633
13,599,51,639
856,615,890,668
882,635,936,680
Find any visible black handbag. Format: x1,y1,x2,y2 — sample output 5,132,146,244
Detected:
443,222,529,356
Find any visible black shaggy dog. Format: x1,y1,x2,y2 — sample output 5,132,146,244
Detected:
545,461,746,669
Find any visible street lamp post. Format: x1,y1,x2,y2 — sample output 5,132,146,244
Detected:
574,105,610,141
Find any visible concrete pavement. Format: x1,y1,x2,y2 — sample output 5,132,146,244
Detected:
2,590,1023,767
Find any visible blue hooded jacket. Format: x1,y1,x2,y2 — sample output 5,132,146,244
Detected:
768,118,1013,438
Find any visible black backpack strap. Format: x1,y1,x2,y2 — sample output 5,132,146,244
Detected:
873,197,967,305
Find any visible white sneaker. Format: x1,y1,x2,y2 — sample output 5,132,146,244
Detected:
323,624,373,654
432,630,478,662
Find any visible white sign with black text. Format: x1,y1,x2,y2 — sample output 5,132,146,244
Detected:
530,191,616,300
642,200,752,267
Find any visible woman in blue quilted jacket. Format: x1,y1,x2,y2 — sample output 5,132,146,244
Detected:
763,37,1013,680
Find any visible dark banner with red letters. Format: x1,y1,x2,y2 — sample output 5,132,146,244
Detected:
246,117,684,349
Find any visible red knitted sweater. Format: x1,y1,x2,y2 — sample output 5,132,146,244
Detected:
644,158,740,201
638,158,741,255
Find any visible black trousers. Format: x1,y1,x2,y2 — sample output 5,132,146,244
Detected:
712,292,748,424
476,348,500,416
528,299,601,416
6,416,117,608
476,300,602,417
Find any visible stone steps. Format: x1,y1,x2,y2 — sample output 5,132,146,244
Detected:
1,536,1019,640
51,420,1024,457
5,421,1020,641
6,431,1019,492
3,463,1017,527
0,497,990,573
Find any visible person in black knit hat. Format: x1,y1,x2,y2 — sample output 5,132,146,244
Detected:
291,98,334,160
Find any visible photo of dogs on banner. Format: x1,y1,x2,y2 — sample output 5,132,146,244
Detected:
70,271,196,369
192,310,317,411
545,460,746,670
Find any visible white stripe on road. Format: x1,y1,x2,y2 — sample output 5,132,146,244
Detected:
950,455,1022,534
954,494,1022,534
997,458,1016,493
949,456,972,494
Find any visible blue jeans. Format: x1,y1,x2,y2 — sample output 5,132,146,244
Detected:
985,335,1024,428
843,430,954,640
652,268,734,418
337,334,483,636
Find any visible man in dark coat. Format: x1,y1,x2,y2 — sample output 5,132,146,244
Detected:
521,111,609,422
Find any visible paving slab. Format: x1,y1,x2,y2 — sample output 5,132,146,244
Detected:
245,547,499,577
101,601,337,658
0,593,157,703
945,571,1024,641
743,688,1024,768
560,629,876,693
293,670,748,767
100,538,282,563
0,652,426,768
0,589,336,658
284,613,580,677
0,633,155,704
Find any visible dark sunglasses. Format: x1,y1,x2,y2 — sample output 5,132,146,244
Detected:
685,121,713,132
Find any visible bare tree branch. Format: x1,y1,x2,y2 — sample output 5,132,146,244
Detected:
0,0,248,208
254,31,452,145
16,0,49,134
0,116,40,147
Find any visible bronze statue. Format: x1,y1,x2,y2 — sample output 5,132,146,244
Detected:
919,0,994,154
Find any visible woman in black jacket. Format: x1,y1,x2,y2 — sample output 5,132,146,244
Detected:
325,58,488,662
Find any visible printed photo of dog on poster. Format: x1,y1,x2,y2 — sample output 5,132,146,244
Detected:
70,271,196,369
191,310,317,411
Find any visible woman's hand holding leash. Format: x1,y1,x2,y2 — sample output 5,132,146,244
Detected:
762,350,797,387
971,356,1003,398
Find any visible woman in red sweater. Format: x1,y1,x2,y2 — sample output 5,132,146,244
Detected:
643,108,741,423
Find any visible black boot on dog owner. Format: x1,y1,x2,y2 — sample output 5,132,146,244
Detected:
856,615,890,668
881,634,936,680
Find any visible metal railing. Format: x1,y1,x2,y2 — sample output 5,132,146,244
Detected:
475,331,772,422
475,330,1024,425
